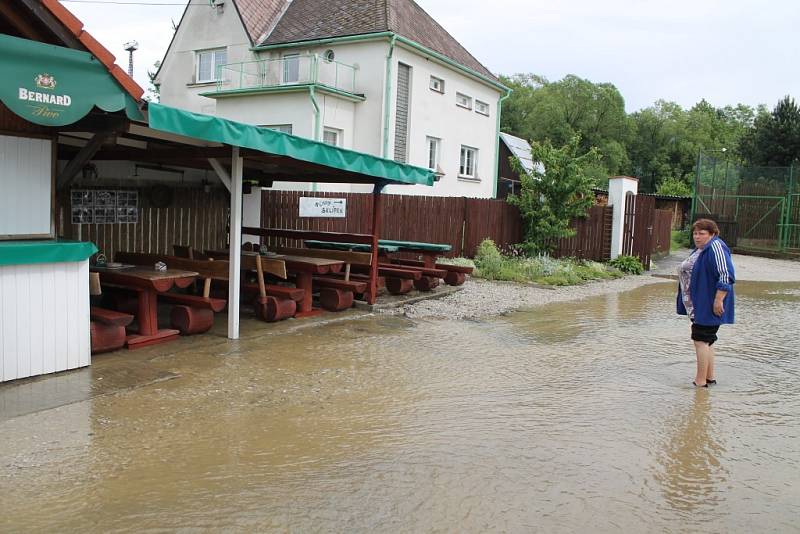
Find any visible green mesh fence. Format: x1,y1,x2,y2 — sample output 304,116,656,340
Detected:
693,155,798,251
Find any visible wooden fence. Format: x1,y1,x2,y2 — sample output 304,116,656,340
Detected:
653,209,674,254
551,205,613,261
259,190,619,259
56,187,229,260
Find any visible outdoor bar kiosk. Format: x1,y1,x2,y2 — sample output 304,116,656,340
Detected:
0,34,143,383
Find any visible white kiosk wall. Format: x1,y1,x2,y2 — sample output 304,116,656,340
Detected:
0,135,53,239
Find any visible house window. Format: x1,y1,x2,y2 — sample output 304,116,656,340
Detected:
429,76,444,93
283,53,300,83
323,127,342,146
456,92,472,110
426,136,440,171
475,100,490,116
459,146,477,178
262,124,293,134
196,48,227,83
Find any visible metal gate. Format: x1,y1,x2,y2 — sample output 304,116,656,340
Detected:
622,193,655,269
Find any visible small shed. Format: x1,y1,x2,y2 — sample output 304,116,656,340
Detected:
497,132,536,199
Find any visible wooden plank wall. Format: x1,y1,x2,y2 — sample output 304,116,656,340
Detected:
1,260,90,383
56,188,229,261
653,209,674,254
551,205,613,262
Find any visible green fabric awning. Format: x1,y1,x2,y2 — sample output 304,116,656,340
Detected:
0,34,142,127
0,240,98,266
147,103,435,187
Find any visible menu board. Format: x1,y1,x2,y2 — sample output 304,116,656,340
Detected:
71,189,138,224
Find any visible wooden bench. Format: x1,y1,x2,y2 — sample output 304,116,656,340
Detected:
312,276,368,311
241,282,304,322
90,306,134,353
390,259,472,286
159,293,227,335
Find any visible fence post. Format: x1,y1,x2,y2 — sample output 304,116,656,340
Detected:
608,176,639,259
783,163,795,251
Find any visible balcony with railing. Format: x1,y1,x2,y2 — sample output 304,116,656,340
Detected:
208,54,362,100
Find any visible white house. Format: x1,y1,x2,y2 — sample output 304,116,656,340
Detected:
155,0,510,199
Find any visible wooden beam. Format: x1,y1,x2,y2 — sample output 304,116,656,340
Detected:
208,158,232,192
18,0,82,48
56,130,112,190
0,2,45,41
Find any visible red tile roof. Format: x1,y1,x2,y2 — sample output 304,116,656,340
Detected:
41,0,144,101
252,0,498,82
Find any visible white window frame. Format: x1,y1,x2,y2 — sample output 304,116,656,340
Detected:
283,53,300,84
459,145,478,179
429,76,445,94
196,48,227,83
475,100,490,116
456,92,472,110
323,127,342,146
262,124,293,134
426,136,441,171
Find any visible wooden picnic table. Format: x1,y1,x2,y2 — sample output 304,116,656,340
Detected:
271,254,344,316
91,265,198,349
205,250,344,316
305,239,451,265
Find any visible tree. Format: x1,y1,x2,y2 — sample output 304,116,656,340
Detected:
507,136,600,254
500,73,630,179
739,96,800,166
144,60,161,102
656,177,692,197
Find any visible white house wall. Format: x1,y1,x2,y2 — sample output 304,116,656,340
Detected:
155,3,256,115
383,46,501,198
215,92,315,139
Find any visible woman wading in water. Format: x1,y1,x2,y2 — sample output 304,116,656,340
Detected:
677,219,736,387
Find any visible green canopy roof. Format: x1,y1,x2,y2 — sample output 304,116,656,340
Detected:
147,103,435,187
0,34,142,127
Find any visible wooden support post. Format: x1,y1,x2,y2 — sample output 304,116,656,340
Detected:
227,147,243,339
368,183,384,304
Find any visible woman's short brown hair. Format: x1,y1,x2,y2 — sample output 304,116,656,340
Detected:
692,218,720,235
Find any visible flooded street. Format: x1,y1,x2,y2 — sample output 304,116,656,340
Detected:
1,281,799,532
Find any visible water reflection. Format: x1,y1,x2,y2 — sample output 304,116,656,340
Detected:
655,388,727,512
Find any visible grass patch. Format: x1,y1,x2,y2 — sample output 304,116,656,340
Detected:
469,239,624,286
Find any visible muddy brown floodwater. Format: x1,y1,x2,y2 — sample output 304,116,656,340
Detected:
1,281,799,532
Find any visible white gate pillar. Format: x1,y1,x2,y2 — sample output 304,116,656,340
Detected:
608,176,639,259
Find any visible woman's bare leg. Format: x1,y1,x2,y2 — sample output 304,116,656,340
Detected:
706,344,715,382
694,341,710,386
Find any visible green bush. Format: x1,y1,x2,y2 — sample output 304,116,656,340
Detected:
608,255,644,275
671,229,691,250
471,239,626,285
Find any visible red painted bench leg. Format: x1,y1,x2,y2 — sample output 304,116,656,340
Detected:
255,296,296,322
386,277,414,295
413,275,440,291
90,321,127,353
319,288,354,311
444,271,466,286
170,305,214,335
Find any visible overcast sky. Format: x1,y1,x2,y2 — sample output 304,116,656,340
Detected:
61,0,799,112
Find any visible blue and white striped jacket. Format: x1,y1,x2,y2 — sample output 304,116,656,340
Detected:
676,236,735,325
